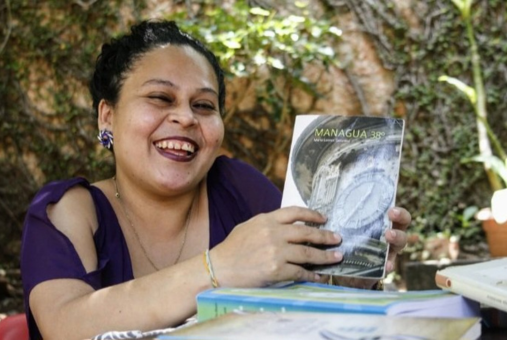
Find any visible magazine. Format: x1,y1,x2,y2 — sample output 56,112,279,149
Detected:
281,115,405,278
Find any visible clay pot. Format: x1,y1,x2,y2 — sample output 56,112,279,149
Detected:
478,208,507,257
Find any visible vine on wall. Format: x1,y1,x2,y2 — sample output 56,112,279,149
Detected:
0,0,142,266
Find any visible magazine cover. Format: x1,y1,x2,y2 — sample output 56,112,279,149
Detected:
281,115,405,279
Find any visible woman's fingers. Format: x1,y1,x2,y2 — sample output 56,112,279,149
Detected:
272,206,327,225
386,206,410,255
285,242,343,265
384,207,411,273
282,223,342,246
247,207,341,247
385,228,408,254
388,207,411,231
216,207,346,287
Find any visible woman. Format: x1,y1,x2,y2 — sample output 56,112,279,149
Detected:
21,20,410,340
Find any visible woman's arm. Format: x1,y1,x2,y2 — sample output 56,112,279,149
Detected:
28,186,211,339
30,257,211,340
29,187,342,340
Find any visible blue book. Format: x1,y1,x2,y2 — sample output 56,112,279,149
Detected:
196,282,479,322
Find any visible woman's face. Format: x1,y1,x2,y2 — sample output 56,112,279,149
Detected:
103,44,224,194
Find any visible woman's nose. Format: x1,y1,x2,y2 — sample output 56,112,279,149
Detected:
167,105,197,127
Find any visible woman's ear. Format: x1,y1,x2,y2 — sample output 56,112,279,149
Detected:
97,99,114,131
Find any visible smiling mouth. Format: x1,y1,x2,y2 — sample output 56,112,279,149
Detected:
155,140,197,156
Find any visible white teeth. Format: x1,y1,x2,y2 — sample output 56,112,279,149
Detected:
185,143,195,153
156,141,195,153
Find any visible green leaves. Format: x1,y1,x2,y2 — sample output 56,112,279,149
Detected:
175,3,341,77
450,0,473,19
249,7,270,16
467,155,507,186
438,75,476,104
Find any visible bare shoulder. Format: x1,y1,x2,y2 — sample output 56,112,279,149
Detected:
47,185,98,234
47,184,99,272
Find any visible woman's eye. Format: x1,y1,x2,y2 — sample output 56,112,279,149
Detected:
194,102,216,111
149,95,172,103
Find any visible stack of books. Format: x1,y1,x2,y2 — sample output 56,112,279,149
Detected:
435,257,507,331
196,281,479,322
161,310,481,340
435,257,507,313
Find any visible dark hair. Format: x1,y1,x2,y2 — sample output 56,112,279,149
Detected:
89,20,226,116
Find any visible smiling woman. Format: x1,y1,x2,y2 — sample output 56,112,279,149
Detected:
98,43,224,192
19,20,411,340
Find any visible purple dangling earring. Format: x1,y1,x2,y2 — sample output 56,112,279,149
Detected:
97,129,114,150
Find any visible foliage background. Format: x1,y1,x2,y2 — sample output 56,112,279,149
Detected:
1,0,506,311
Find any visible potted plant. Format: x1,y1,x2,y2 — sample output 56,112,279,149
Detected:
439,0,507,257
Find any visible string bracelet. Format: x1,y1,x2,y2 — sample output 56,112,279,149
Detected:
203,249,220,288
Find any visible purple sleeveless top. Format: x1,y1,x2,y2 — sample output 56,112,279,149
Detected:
20,156,282,340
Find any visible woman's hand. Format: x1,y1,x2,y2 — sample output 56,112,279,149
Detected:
330,206,412,289
384,207,411,273
211,206,343,288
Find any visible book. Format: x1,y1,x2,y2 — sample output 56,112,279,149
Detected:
281,114,405,279
435,258,507,312
160,311,482,340
196,281,480,322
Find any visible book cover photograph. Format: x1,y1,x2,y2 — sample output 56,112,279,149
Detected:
281,115,405,278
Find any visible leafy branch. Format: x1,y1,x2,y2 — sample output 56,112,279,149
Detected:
439,0,506,192
440,0,507,224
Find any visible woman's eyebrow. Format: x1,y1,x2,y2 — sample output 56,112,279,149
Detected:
196,87,219,97
142,78,218,97
142,78,177,88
